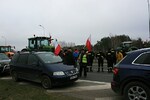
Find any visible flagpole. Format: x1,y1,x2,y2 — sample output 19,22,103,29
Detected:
147,0,150,38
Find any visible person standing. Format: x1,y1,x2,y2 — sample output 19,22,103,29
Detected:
62,49,67,65
116,50,123,63
65,48,75,65
96,50,105,72
87,51,94,72
73,49,79,67
106,49,113,72
78,49,88,78
111,49,117,66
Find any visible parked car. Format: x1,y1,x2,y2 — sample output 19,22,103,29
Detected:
10,51,79,89
0,53,11,74
111,48,150,100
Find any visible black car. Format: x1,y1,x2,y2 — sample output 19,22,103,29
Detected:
10,51,79,89
0,53,10,74
111,48,150,100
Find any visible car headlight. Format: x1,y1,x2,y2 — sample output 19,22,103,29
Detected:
53,71,65,76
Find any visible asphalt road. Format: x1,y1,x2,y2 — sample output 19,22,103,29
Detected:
47,79,123,100
47,62,124,100
0,61,124,100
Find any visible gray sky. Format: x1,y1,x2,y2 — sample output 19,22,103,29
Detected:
0,0,149,50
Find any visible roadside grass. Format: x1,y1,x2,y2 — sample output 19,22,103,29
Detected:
0,79,81,100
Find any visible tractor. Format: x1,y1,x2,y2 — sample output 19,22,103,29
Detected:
0,46,15,59
21,36,54,52
116,41,138,53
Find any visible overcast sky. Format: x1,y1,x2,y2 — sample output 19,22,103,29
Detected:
0,0,149,50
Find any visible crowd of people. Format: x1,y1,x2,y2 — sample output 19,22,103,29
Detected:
59,48,125,78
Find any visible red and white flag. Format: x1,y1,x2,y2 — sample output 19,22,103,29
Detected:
86,35,92,52
54,39,61,56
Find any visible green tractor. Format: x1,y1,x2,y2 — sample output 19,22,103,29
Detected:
116,41,138,52
21,36,54,52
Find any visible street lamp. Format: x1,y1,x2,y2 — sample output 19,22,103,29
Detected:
1,36,7,46
39,25,45,36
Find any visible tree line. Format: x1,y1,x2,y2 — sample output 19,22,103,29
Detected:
73,35,150,53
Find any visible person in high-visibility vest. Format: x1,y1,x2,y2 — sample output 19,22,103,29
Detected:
78,49,88,78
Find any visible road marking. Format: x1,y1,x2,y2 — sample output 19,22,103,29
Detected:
95,96,121,100
0,76,12,80
0,77,111,93
47,79,111,93
78,79,109,84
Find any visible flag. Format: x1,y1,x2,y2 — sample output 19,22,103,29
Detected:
86,35,92,52
54,39,61,56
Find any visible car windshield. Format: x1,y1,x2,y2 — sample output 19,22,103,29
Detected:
37,52,62,63
0,53,9,60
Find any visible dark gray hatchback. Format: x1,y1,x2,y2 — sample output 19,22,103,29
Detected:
10,51,79,89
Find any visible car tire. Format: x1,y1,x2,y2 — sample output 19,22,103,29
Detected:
123,81,150,100
41,75,52,89
11,71,19,82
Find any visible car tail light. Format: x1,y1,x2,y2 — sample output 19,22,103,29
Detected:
112,67,119,75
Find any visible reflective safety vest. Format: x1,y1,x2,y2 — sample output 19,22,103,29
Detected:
82,54,87,63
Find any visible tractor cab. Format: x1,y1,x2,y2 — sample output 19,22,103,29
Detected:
22,36,54,52
116,41,138,53
0,46,14,59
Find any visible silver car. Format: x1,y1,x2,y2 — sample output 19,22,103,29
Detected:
0,53,11,74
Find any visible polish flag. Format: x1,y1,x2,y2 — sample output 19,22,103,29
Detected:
86,35,92,52
54,40,61,56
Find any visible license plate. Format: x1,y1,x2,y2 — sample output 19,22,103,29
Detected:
70,75,77,80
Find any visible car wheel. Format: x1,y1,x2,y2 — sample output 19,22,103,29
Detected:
11,71,19,82
123,81,150,100
41,75,52,89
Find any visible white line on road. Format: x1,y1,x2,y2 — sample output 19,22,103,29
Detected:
47,79,111,93
95,96,120,100
0,77,111,93
0,76,12,80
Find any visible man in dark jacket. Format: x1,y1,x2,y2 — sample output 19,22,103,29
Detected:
87,51,94,72
96,50,105,72
106,49,113,72
65,48,75,65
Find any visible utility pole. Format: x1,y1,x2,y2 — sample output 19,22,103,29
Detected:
147,0,150,38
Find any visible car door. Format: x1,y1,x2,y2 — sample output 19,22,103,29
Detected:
133,52,150,84
16,54,29,79
26,54,42,82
